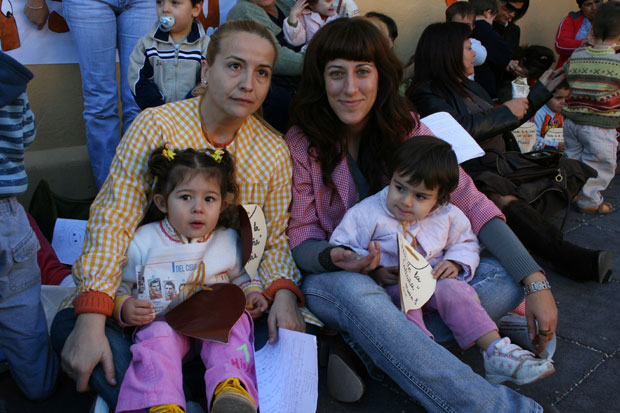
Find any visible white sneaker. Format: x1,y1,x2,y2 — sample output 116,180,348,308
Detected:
484,337,555,385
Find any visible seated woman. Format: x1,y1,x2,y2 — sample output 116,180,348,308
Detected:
227,0,304,133
407,22,612,284
555,0,602,68
286,17,557,411
50,20,308,409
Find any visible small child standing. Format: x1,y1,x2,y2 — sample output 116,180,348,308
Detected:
532,80,570,152
563,2,620,214
283,0,339,52
115,147,267,413
330,137,555,386
128,0,209,110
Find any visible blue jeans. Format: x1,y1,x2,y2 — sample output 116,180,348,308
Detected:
62,0,157,188
303,257,541,413
0,198,58,400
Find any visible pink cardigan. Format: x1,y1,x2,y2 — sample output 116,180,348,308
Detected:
285,119,504,250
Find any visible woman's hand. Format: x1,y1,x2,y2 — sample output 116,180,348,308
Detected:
522,271,558,355
61,313,116,392
24,0,50,30
503,98,529,119
121,298,155,326
369,266,398,286
267,289,305,344
538,69,566,93
288,0,309,25
246,291,269,318
330,242,381,274
432,260,461,279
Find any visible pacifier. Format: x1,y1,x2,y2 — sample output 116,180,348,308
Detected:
159,15,175,31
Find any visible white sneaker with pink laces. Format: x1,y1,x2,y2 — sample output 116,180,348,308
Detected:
484,337,555,385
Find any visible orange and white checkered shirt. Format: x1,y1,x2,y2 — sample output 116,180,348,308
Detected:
62,97,321,325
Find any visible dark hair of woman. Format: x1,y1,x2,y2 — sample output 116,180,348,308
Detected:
407,22,472,99
290,17,415,194
142,147,238,228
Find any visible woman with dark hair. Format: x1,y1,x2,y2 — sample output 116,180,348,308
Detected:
407,22,612,285
286,17,556,411
555,0,602,68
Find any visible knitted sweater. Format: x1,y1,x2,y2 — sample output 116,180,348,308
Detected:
563,47,620,129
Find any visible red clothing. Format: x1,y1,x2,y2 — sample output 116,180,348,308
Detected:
284,116,504,250
554,11,587,69
27,212,71,285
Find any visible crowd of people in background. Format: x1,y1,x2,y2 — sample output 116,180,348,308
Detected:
1,0,619,412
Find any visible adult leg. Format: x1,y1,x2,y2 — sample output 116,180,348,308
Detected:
0,199,58,400
202,311,258,408
117,0,157,134
50,308,133,409
303,270,542,413
116,321,189,411
62,0,121,188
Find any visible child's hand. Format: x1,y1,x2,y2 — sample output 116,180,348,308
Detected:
331,241,381,274
369,266,399,286
557,142,566,153
246,292,269,318
432,260,461,279
288,0,309,25
121,298,155,326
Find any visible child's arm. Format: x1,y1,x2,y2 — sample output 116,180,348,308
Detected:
283,0,310,47
440,206,481,282
127,36,166,110
228,230,268,317
329,204,374,257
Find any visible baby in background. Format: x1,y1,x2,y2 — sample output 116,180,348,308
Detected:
532,80,570,152
128,0,210,110
330,136,555,386
283,0,339,51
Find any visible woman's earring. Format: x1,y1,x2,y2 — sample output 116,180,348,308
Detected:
201,79,208,86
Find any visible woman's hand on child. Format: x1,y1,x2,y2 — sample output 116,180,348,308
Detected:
246,292,269,318
539,69,566,93
331,241,381,274
288,0,309,25
122,298,155,326
432,260,461,279
369,266,398,286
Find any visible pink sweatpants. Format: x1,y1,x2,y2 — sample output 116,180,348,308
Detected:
387,278,497,349
116,311,257,412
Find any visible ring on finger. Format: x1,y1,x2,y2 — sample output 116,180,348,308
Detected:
538,329,554,338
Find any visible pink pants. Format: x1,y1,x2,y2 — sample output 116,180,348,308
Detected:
116,311,257,412
387,278,497,349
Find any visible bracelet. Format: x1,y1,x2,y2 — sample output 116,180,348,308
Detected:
25,3,45,9
523,280,551,296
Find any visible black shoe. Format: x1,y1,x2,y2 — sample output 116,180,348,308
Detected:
326,336,366,403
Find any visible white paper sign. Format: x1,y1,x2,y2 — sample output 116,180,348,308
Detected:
255,328,318,413
543,128,564,146
421,112,485,164
398,233,436,312
51,218,87,265
241,204,267,278
514,121,537,153
138,243,214,315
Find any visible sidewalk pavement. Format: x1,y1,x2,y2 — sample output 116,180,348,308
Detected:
1,170,619,413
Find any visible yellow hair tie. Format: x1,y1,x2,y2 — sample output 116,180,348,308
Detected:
162,146,176,161
211,149,224,163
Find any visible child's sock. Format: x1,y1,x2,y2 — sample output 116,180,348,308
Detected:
486,338,503,356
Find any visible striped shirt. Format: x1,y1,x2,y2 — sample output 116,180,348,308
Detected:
63,97,320,325
0,92,35,197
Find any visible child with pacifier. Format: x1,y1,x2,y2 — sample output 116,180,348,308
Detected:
114,146,267,413
128,0,209,110
283,0,339,51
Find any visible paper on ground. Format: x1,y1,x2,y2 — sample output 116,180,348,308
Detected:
398,233,436,312
255,328,317,413
51,218,87,265
420,112,485,164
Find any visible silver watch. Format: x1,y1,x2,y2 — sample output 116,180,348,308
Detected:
523,280,551,296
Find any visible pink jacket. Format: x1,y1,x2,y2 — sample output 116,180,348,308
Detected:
282,12,339,51
284,118,504,250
